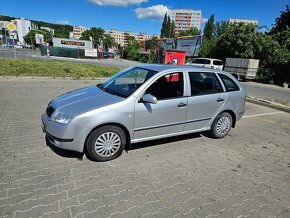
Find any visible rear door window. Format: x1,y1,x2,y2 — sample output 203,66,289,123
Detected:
192,59,208,64
213,60,223,66
189,72,224,95
219,74,240,92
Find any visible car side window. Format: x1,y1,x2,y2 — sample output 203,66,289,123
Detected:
219,74,240,92
189,72,224,96
146,72,184,100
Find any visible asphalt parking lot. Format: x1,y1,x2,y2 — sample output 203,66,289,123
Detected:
0,78,290,218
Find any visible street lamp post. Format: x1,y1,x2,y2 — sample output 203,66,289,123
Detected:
11,34,16,59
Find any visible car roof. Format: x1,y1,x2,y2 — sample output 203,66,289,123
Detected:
135,64,220,72
193,58,223,61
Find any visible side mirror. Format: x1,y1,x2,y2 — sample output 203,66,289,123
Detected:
142,94,157,104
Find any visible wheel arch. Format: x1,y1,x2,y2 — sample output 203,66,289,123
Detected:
84,122,131,151
221,110,236,128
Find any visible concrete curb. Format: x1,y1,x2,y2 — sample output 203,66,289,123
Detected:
246,96,290,113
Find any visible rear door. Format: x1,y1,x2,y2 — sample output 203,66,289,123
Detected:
185,71,228,131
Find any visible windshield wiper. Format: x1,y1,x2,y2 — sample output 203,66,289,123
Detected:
97,84,123,97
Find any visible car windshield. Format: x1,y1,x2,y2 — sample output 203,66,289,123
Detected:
98,67,157,98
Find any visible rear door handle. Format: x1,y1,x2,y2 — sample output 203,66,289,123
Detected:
217,98,224,102
178,102,187,107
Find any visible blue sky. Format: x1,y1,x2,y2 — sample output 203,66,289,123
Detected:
0,0,289,35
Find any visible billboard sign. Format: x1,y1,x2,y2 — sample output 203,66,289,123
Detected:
53,38,92,49
176,35,203,56
85,49,98,57
165,38,174,50
35,34,44,44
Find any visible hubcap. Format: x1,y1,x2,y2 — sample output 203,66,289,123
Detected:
216,117,231,136
95,132,121,157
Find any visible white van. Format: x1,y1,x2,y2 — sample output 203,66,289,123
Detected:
186,58,224,70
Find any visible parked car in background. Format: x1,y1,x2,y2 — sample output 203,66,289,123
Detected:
186,58,224,70
42,65,245,162
103,51,114,59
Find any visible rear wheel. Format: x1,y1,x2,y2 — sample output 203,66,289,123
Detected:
209,112,232,139
86,125,126,161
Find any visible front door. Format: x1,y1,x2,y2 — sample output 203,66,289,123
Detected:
133,72,188,142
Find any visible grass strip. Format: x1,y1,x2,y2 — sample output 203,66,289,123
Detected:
0,59,121,79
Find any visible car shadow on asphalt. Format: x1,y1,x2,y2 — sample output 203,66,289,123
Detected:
45,133,203,161
45,137,84,160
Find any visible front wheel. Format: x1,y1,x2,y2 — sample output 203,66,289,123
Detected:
208,112,232,139
85,125,126,161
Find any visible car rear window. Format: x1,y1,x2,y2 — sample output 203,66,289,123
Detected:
219,74,240,92
213,60,223,66
192,59,210,64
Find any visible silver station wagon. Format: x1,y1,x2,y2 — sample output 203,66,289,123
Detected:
42,65,246,161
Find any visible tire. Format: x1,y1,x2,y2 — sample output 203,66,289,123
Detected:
208,112,232,139
85,125,126,161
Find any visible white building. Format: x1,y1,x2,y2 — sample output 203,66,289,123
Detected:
171,9,202,34
0,21,9,29
229,19,258,25
40,27,55,36
11,18,33,44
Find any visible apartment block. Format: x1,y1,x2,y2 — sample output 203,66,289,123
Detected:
229,19,258,25
172,9,202,34
73,26,87,39
11,18,34,44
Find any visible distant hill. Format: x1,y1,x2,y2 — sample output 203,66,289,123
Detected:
0,15,73,38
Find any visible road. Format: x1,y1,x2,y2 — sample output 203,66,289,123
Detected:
0,78,289,217
242,81,290,106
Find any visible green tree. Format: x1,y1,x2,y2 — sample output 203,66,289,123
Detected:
160,13,168,38
103,33,117,50
123,35,140,61
165,15,171,37
23,30,52,47
214,23,258,60
214,20,230,38
178,27,200,37
170,20,175,38
269,5,290,34
203,14,215,40
80,27,105,49
160,13,175,38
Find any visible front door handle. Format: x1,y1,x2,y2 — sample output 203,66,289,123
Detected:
178,102,187,107
217,98,224,102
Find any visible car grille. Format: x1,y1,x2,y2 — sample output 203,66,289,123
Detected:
46,103,55,118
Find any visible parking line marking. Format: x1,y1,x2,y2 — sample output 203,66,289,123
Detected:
243,111,284,118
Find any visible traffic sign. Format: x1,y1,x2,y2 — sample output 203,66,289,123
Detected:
6,23,16,32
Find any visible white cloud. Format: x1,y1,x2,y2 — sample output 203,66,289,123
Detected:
135,5,171,21
57,20,69,25
202,18,208,24
89,0,148,7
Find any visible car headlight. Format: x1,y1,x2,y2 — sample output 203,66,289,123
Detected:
54,112,73,124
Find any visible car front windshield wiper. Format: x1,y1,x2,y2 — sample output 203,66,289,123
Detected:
97,84,124,98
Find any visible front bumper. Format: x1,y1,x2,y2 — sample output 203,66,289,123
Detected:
41,113,84,153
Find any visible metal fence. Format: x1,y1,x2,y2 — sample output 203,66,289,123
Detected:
40,45,98,59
